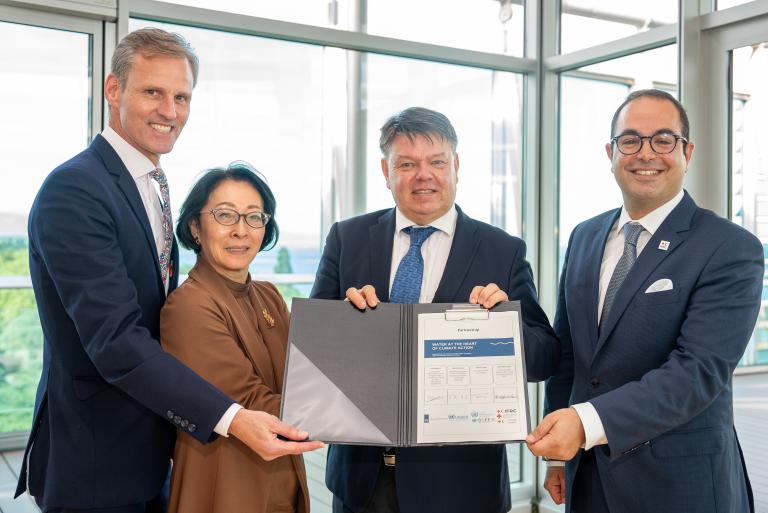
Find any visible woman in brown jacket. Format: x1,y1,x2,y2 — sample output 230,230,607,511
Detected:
161,162,309,513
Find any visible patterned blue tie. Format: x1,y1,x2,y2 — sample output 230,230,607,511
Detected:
390,226,438,304
599,222,644,332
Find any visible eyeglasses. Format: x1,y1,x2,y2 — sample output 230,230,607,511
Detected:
611,132,688,155
203,208,271,229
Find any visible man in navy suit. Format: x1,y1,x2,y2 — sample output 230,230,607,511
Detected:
311,107,560,513
16,28,321,513
528,89,762,513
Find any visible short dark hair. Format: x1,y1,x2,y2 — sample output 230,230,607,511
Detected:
112,28,199,88
610,89,690,140
379,107,458,158
176,161,279,254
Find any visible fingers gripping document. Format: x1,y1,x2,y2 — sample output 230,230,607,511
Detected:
417,307,528,443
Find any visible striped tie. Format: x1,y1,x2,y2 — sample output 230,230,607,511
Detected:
599,222,644,332
149,167,173,285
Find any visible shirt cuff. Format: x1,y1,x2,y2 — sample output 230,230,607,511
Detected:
213,403,243,437
571,402,608,450
546,459,566,467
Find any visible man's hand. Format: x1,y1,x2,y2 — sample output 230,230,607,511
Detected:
469,283,508,309
544,466,566,505
526,407,585,461
228,409,324,461
346,285,379,310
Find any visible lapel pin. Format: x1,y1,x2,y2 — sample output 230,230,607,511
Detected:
262,308,275,328
658,240,670,251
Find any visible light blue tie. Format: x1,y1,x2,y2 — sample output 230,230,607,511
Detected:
390,226,438,304
599,222,644,332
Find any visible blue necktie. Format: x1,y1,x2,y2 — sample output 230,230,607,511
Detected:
599,222,644,332
390,226,438,304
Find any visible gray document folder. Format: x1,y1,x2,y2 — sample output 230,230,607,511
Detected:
280,298,529,446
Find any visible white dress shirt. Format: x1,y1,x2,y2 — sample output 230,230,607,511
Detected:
101,127,167,284
101,128,240,437
389,206,458,303
571,190,685,452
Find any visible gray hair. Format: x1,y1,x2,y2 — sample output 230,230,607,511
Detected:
111,28,199,88
379,107,458,158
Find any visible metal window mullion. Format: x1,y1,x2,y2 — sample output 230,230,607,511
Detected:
701,0,768,30
120,0,536,74
545,24,677,73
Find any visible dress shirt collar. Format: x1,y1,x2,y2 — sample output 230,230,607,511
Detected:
615,189,684,236
101,126,158,179
394,205,457,236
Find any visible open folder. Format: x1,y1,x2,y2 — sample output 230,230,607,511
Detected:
280,299,531,446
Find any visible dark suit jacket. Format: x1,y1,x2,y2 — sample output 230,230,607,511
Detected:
546,191,762,513
311,206,559,513
16,135,233,509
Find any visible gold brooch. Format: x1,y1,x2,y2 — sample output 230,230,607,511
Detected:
262,308,275,327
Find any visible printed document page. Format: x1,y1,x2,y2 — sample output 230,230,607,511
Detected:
416,310,528,444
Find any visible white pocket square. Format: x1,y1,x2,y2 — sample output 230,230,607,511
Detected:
645,278,673,293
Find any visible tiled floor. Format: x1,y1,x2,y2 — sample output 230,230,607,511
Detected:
2,371,765,512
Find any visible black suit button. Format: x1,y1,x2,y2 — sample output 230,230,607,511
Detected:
180,419,189,428
590,377,600,388
173,415,182,425
166,410,174,419
188,423,197,433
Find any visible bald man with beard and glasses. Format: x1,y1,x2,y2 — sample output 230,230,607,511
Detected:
529,89,762,513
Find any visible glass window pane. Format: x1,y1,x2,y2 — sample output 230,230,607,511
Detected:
731,43,768,367
560,0,677,54
559,45,678,270
365,54,524,235
0,21,90,435
130,19,336,300
367,0,525,56
156,0,350,29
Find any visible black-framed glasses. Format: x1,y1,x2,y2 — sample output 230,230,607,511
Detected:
610,132,688,155
203,208,271,229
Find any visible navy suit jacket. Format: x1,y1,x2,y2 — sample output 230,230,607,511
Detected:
16,135,233,509
546,191,762,513
311,206,559,513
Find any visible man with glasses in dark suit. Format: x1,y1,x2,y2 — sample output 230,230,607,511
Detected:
529,89,761,513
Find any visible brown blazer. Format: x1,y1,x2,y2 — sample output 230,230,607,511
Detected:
161,256,309,513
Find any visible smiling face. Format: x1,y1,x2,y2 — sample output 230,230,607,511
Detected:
190,179,265,283
105,53,193,165
606,96,694,219
382,133,459,225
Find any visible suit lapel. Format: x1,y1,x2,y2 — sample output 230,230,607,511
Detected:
91,135,165,295
594,193,697,358
370,209,396,301
584,211,619,351
433,207,480,303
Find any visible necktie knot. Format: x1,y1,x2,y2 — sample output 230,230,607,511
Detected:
404,226,437,248
623,223,644,247
149,167,168,187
